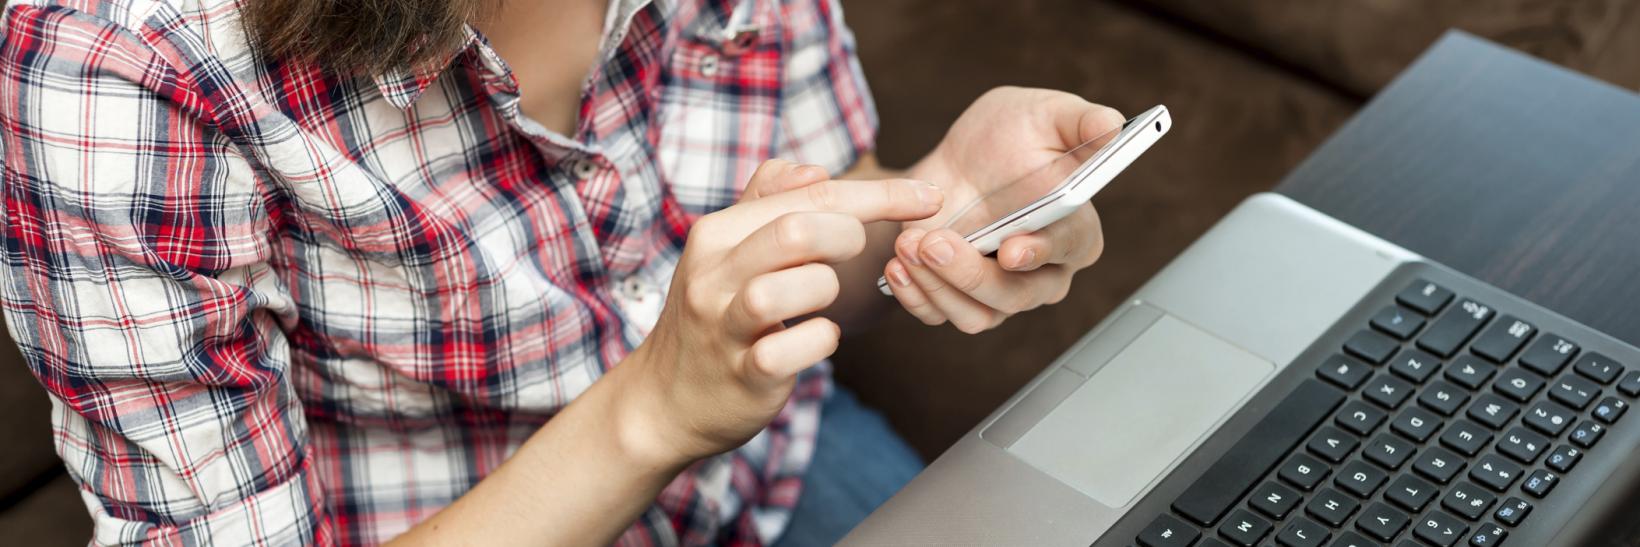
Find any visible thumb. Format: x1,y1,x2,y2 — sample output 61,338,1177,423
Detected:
740,159,831,203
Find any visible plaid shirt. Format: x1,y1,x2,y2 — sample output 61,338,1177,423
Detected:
0,0,876,544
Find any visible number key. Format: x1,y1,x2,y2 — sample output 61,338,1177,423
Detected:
1441,481,1496,520
1574,352,1625,384
1523,401,1576,436
1594,396,1629,424
1549,375,1600,410
1498,427,1548,465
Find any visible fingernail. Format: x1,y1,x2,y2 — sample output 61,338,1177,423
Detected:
1014,248,1036,270
909,180,942,207
922,236,954,266
899,229,925,267
888,266,911,287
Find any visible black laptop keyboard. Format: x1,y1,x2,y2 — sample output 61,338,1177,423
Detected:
1133,279,1638,547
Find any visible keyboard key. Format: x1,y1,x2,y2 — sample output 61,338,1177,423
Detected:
1197,538,1232,547
1494,497,1532,526
1418,299,1493,358
1335,401,1387,436
1172,380,1345,525
1498,427,1548,464
1549,375,1601,410
1276,517,1330,547
1385,474,1438,512
1217,509,1272,546
1249,481,1302,519
1364,375,1414,409
1593,396,1629,424
1308,426,1360,463
1372,306,1426,340
1545,445,1582,473
1414,446,1466,483
1280,454,1331,491
1305,488,1359,527
1519,335,1579,376
1392,406,1442,442
1397,280,1454,315
1442,481,1496,520
1355,502,1410,541
1446,357,1498,390
1345,329,1399,365
1364,433,1415,470
1523,401,1576,436
1619,370,1640,397
1389,349,1443,384
1469,454,1523,492
1467,394,1519,430
1419,380,1470,416
1318,354,1373,390
1468,524,1508,547
1574,352,1625,384
1441,420,1494,456
1331,531,1376,547
1335,460,1387,498
1569,420,1606,448
1493,368,1545,403
1522,469,1558,498
1471,316,1535,362
1137,514,1198,547
1416,511,1470,546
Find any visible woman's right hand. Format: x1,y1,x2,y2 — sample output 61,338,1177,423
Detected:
618,160,943,465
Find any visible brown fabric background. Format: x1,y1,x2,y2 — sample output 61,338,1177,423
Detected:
3,0,1639,541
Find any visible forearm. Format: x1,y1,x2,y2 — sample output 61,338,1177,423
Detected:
388,355,686,547
825,154,908,332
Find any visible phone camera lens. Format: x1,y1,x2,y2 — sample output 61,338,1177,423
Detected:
1154,121,1163,132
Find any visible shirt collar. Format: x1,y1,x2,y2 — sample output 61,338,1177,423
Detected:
372,0,663,110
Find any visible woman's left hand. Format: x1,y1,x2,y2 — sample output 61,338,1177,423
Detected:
883,87,1121,333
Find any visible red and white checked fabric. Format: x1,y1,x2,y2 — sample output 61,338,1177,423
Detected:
0,0,876,544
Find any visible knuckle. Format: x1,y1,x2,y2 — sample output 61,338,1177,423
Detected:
805,180,841,211
954,317,989,335
772,213,814,253
683,283,717,315
740,282,776,323
954,265,986,293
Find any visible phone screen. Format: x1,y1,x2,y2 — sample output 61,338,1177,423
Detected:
942,116,1136,240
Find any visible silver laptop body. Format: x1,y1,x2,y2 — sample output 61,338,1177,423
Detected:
843,192,1418,545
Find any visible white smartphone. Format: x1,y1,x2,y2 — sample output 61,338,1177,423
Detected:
878,104,1171,295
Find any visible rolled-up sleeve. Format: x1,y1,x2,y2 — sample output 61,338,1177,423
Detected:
0,5,328,545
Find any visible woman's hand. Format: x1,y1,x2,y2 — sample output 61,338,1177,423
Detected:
621,160,943,463
882,87,1120,333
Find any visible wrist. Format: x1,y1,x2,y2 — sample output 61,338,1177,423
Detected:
604,343,698,472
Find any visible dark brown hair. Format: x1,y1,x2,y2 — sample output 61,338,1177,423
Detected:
243,0,486,75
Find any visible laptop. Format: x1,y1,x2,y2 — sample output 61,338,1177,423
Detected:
842,192,1640,546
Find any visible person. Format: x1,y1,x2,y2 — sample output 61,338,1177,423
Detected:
0,0,1113,544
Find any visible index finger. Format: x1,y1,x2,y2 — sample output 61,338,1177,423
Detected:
716,178,943,241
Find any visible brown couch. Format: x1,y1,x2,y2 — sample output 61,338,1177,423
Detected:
3,1,1638,543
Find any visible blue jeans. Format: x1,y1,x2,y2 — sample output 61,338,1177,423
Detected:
772,386,925,547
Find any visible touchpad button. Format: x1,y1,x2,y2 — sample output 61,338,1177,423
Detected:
1008,314,1273,508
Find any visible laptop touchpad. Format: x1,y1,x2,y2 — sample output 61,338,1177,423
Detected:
1008,314,1273,508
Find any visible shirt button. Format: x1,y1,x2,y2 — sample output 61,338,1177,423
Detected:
572,158,599,180
700,54,720,77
